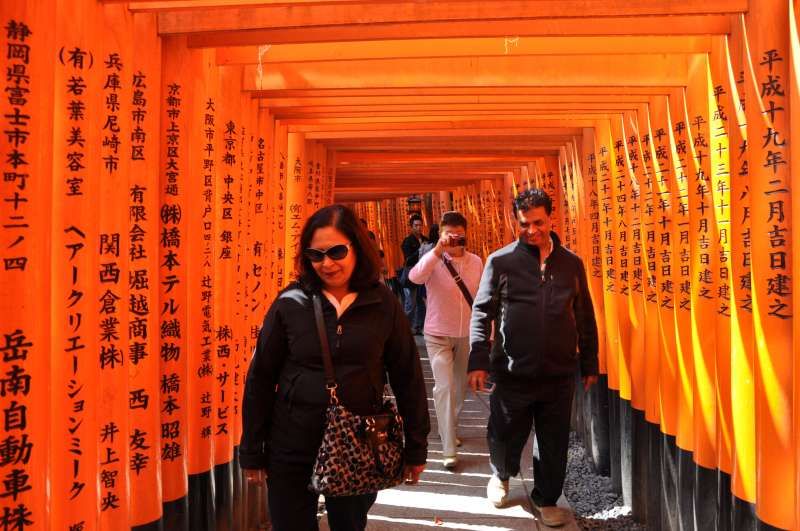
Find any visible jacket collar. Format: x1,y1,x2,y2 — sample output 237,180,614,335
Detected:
349,283,383,308
517,231,562,260
309,281,384,311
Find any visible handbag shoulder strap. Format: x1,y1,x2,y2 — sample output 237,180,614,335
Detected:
442,255,474,307
312,294,338,391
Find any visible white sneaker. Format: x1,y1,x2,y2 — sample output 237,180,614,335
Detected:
443,455,458,470
486,475,509,507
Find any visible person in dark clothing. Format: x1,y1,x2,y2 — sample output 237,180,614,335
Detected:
241,204,430,531
360,217,388,282
401,213,428,334
359,217,378,243
428,223,439,242
467,188,598,527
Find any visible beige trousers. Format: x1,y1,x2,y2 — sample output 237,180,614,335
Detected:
424,334,470,457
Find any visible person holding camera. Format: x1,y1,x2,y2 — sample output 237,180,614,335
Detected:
409,211,482,470
468,189,598,526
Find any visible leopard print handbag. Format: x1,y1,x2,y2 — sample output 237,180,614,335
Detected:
309,295,405,497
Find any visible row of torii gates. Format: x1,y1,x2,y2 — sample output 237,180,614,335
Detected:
1,0,799,530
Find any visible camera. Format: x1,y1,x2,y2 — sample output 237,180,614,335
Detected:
449,235,466,247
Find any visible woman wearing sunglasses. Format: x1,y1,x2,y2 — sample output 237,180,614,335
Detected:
240,204,430,531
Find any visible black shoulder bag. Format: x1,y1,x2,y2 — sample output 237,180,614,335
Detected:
309,294,405,496
441,256,474,306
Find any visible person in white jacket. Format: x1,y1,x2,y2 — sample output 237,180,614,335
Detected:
409,211,483,469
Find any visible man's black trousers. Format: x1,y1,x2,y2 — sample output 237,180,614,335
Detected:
266,461,377,531
487,374,575,506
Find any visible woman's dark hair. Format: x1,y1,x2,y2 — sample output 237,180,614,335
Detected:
427,224,439,242
512,188,552,216
440,211,467,229
296,204,382,292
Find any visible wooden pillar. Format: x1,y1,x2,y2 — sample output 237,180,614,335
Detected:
271,120,287,290
285,132,306,282
723,20,757,510
743,1,795,527
128,9,164,528
0,3,55,530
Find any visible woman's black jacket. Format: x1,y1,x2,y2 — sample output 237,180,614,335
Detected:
239,281,430,469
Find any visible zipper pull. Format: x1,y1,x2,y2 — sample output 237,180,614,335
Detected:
336,325,342,349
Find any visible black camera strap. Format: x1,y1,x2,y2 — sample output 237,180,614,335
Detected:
441,255,474,307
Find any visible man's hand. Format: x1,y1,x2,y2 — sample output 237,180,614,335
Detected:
433,233,463,258
432,235,447,258
244,469,266,484
468,370,489,392
582,375,598,392
403,464,425,484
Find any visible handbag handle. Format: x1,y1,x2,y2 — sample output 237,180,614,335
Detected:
312,294,340,402
442,256,474,306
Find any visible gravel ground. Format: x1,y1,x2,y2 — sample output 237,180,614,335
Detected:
564,432,647,531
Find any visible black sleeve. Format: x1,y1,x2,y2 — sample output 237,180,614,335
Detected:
383,296,430,465
468,254,499,372
239,299,289,469
574,258,599,376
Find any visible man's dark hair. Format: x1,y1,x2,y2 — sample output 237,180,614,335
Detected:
440,211,467,229
408,213,423,227
296,204,381,292
513,188,552,216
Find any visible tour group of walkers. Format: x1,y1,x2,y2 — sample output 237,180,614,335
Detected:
240,188,600,530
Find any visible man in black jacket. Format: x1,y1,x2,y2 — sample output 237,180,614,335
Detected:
468,188,598,526
401,213,428,334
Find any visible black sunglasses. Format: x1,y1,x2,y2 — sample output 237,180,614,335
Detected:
303,243,352,263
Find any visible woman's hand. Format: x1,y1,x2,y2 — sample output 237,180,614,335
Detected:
244,468,266,484
402,464,425,485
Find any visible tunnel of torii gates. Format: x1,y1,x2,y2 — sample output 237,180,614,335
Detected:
2,0,800,530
